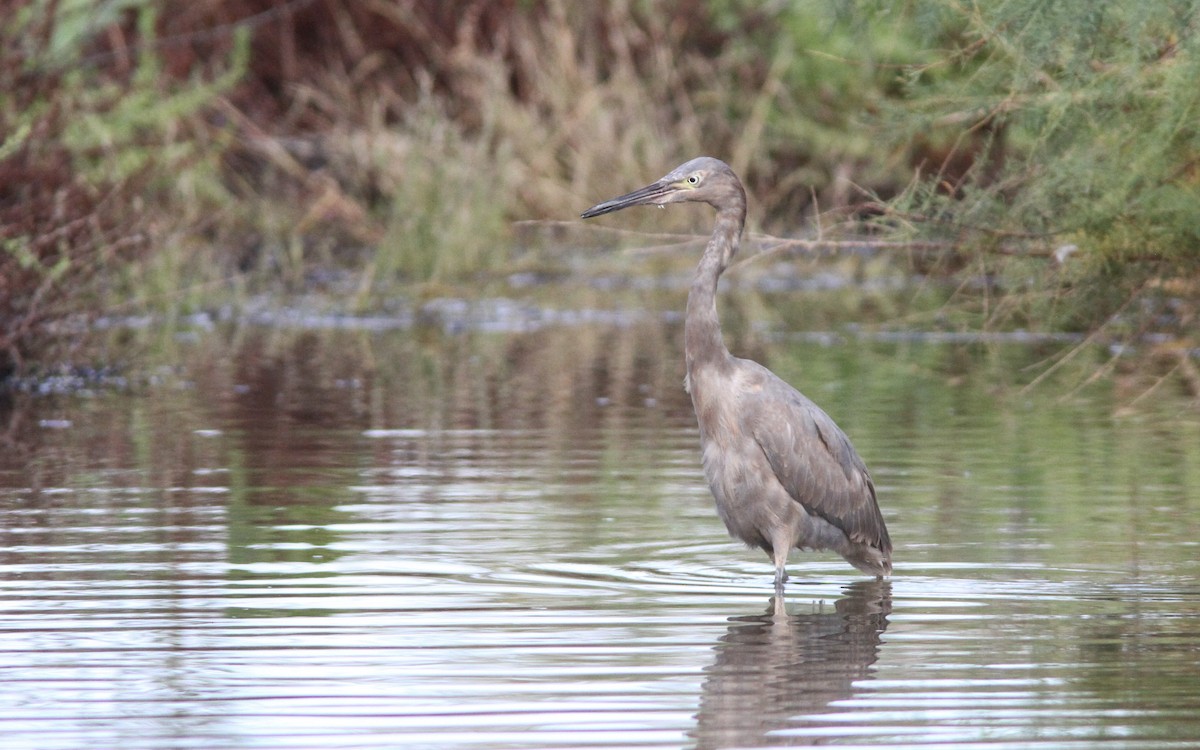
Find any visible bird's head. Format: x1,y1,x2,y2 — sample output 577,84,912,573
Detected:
580,157,745,219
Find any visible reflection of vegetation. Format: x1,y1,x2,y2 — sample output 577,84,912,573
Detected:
1074,598,1200,734
765,330,1200,568
188,317,1200,572
3,317,1198,609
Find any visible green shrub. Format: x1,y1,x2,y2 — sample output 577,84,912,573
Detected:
873,1,1200,328
0,0,246,372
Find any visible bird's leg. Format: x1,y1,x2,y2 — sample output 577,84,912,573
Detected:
772,538,790,590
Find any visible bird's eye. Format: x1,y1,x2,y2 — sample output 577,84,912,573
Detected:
687,174,701,185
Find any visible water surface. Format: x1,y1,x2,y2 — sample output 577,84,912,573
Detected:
2,314,1198,749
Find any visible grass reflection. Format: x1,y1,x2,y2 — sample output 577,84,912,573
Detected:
2,310,1199,748
3,309,1198,586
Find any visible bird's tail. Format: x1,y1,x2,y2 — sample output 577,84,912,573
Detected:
845,543,892,579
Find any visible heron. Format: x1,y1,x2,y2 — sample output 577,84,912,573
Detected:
581,157,892,588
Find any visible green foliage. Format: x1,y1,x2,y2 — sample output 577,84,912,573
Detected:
884,1,1200,260
59,10,249,189
0,0,248,371
372,95,510,284
707,0,939,209
704,1,1199,275
690,0,1200,341
13,0,137,67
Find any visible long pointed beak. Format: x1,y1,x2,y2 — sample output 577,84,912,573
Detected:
581,180,677,219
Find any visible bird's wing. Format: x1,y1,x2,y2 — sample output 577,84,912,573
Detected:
740,364,891,552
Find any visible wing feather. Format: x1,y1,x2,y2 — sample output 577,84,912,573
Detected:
737,361,891,554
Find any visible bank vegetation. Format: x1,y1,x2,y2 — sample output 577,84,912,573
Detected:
2,0,1198,389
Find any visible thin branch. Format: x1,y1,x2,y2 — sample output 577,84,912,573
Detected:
515,219,698,245
1124,358,1184,408
1018,280,1150,397
541,218,1055,262
62,0,321,72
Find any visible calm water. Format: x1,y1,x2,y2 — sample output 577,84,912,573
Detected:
2,312,1199,749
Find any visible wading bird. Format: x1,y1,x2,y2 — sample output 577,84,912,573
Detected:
581,157,891,588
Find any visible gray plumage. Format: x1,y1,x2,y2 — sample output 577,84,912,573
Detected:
582,157,892,587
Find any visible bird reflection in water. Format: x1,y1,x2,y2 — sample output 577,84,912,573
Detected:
691,579,891,748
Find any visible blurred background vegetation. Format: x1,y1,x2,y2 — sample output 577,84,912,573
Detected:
2,0,1198,384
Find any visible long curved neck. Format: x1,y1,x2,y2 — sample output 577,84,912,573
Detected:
685,204,745,377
